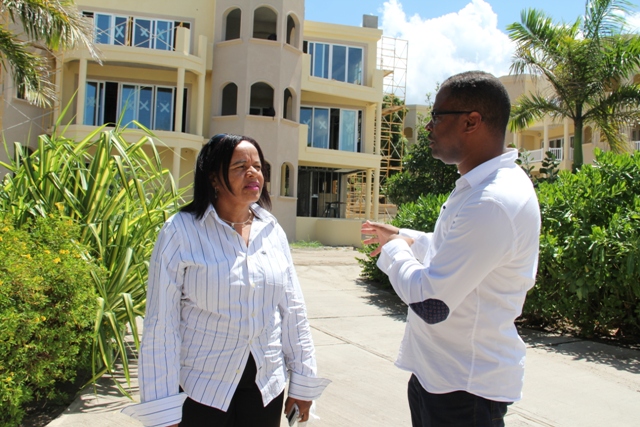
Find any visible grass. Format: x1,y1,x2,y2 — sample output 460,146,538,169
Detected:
289,240,324,249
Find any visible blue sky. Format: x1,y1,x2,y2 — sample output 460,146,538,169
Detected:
305,0,640,104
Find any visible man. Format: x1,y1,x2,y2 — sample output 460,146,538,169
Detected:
362,71,540,427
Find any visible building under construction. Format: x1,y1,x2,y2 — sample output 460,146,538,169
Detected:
346,35,408,220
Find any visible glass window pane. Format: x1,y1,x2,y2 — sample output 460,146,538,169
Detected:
332,45,346,82
155,20,173,50
340,110,357,152
348,47,363,84
114,16,127,46
120,85,137,127
84,82,98,125
138,86,153,128
312,43,324,78
133,19,152,48
300,107,313,146
95,14,112,44
322,44,330,78
312,108,329,149
155,87,174,131
308,43,314,74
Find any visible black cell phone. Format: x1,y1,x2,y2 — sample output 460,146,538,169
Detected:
286,403,300,426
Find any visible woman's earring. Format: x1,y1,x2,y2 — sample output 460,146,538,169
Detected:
213,186,218,199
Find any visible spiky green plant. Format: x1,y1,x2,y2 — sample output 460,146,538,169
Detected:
0,118,187,391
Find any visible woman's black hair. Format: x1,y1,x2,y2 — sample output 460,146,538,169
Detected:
181,133,272,219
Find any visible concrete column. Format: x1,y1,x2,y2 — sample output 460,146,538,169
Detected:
175,67,185,132
543,117,550,154
373,168,380,221
76,58,88,125
172,147,181,184
196,72,205,136
365,169,372,219
53,56,63,124
563,118,571,167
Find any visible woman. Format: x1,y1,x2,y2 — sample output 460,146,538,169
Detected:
123,134,329,427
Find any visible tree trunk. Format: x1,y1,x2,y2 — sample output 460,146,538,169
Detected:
572,109,584,172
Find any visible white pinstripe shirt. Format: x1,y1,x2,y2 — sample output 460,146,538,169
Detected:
122,204,329,427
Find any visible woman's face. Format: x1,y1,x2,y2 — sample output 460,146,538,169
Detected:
213,141,264,209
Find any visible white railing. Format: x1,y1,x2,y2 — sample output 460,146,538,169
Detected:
635,141,640,151
549,147,563,161
528,148,543,162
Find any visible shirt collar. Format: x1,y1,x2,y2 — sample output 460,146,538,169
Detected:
456,148,519,190
199,202,275,225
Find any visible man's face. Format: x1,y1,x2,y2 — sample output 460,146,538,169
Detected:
426,88,469,166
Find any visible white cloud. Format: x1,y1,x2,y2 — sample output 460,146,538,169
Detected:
380,0,514,105
626,12,640,33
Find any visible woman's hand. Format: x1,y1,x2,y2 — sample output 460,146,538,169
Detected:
284,396,312,422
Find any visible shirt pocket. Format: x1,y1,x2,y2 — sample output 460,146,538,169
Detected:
181,256,241,313
250,246,290,292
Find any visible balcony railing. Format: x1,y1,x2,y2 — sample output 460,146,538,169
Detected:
549,147,563,161
635,141,640,151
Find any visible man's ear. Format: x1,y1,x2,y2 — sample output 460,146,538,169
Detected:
464,111,483,133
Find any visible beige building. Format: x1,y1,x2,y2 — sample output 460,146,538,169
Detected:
500,74,640,171
404,74,640,172
1,0,390,247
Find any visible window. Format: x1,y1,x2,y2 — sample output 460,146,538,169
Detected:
253,7,277,40
84,80,186,131
250,82,274,116
86,11,187,50
296,167,342,218
221,83,238,116
281,163,293,197
301,106,361,152
286,15,297,46
548,138,563,161
305,42,363,85
283,88,294,120
225,8,241,41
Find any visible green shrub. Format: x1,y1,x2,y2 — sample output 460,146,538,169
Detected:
0,123,186,387
358,193,448,287
0,215,104,427
529,149,640,337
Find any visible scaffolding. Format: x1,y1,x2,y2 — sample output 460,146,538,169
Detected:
346,35,408,220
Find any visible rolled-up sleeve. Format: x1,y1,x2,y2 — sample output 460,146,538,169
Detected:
378,199,514,313
124,221,185,427
277,228,330,400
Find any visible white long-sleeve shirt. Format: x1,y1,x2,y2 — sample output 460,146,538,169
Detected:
378,149,540,402
122,204,329,427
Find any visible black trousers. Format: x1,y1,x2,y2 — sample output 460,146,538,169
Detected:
179,354,284,427
408,374,510,427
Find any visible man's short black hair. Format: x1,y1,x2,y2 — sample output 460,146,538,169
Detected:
440,71,511,136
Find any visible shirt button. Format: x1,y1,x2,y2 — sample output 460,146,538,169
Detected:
236,369,241,374
251,313,256,317
250,282,256,288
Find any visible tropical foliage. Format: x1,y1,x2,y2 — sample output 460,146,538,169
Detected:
507,0,640,170
0,215,103,427
0,118,186,390
531,149,640,338
0,0,99,105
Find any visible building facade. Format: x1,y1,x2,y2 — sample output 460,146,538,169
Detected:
1,0,387,246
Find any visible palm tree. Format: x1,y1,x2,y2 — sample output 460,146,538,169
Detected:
507,0,640,170
0,0,99,106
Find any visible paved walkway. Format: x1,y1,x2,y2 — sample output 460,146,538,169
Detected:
46,247,640,427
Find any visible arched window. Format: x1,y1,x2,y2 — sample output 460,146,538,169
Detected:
249,82,274,116
221,83,237,116
280,163,293,197
253,7,277,40
286,14,298,46
264,161,272,194
404,127,414,138
225,8,241,41
283,88,294,120
633,74,640,85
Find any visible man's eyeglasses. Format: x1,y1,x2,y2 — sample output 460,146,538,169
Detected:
429,110,474,123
